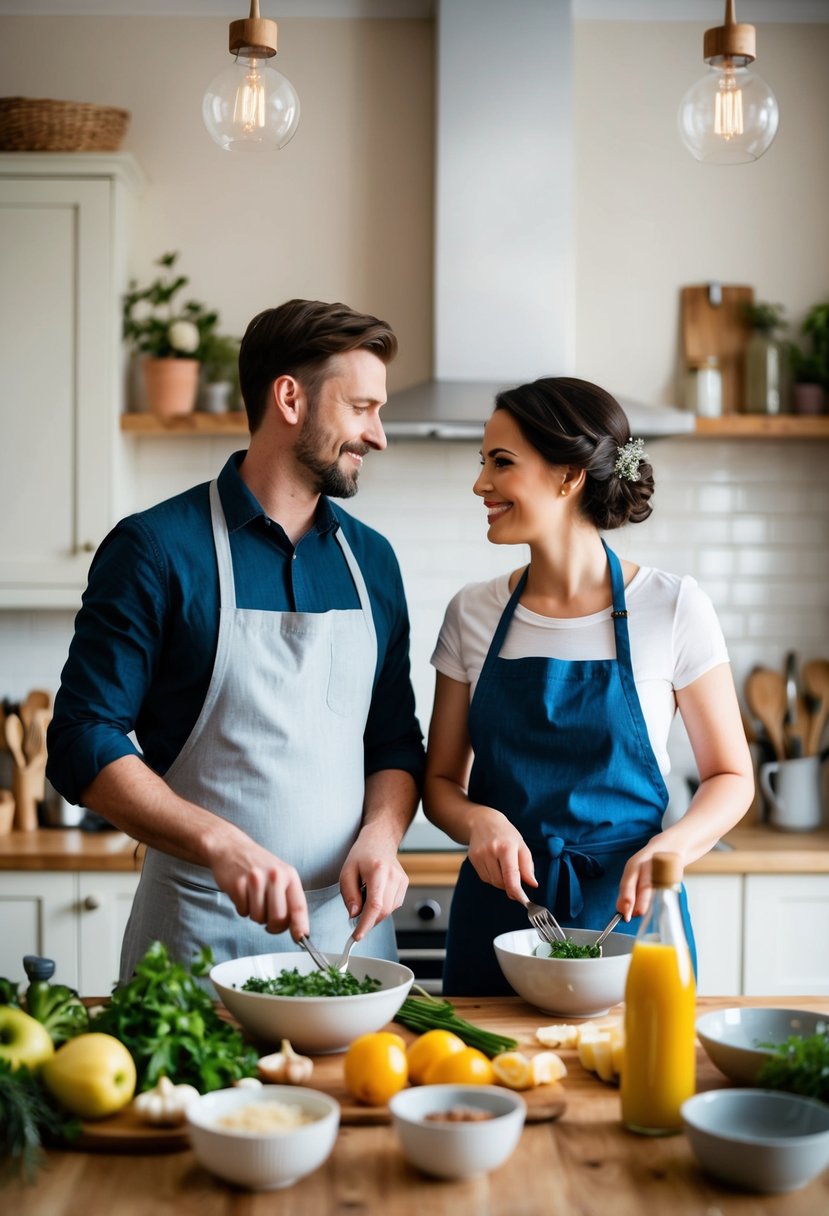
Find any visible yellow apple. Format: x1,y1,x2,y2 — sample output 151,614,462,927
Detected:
41,1032,137,1119
0,1005,55,1070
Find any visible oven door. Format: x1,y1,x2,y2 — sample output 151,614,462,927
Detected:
393,885,452,995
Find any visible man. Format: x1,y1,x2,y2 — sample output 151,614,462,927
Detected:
47,299,425,979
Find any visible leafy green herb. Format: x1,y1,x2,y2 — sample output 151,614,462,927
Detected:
90,941,258,1093
0,1060,80,1186
540,938,600,960
394,989,518,1058
0,979,21,1007
242,968,382,997
756,1031,829,1104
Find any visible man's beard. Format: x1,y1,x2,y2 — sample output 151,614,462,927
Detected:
295,408,367,499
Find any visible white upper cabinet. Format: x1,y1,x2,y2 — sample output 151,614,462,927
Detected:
0,154,143,607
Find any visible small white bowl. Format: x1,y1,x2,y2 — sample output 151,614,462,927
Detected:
388,1084,526,1179
681,1088,829,1194
696,1007,828,1086
210,952,413,1053
186,1085,340,1191
493,927,634,1016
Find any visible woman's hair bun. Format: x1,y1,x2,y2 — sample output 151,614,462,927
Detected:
494,377,655,530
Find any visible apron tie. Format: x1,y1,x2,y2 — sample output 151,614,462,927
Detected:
538,829,604,921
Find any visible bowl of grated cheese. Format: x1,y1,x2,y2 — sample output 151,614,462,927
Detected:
186,1085,340,1190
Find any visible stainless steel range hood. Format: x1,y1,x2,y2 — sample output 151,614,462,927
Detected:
383,0,693,441
382,379,695,440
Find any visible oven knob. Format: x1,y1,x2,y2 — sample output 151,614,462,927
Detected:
415,899,441,922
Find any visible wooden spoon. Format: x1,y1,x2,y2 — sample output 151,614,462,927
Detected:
745,667,787,761
4,713,26,769
802,659,829,756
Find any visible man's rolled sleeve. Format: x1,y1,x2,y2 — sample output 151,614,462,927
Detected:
46,520,168,807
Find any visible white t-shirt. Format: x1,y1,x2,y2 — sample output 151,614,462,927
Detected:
430,567,729,775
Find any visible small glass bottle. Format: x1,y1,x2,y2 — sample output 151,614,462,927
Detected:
685,356,722,417
620,853,696,1135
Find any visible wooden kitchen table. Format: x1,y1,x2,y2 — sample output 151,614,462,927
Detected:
6,996,828,1216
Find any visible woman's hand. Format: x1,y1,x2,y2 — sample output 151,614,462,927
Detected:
468,808,537,902
616,843,662,922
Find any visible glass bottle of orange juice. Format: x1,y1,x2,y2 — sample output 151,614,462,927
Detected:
620,852,696,1135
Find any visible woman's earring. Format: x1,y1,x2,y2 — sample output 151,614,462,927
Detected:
560,487,567,497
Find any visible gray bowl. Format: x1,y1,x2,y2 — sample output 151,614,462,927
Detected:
696,1007,828,1085
682,1089,829,1193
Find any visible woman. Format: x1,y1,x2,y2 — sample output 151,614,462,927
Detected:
424,377,754,995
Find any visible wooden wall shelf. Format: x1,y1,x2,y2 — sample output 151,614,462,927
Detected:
693,415,829,439
120,412,249,435
119,413,829,440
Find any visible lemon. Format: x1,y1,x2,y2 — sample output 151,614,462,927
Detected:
343,1031,408,1106
424,1045,494,1086
535,1023,580,1049
531,1051,568,1086
41,1033,136,1119
492,1050,533,1090
406,1029,466,1085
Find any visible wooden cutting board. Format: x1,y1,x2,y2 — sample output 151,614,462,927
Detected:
74,1107,190,1152
680,283,754,414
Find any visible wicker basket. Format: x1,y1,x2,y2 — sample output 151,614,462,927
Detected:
0,97,130,152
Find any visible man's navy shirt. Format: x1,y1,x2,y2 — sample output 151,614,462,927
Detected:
47,452,425,806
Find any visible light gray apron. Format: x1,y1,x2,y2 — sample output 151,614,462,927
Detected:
120,480,397,980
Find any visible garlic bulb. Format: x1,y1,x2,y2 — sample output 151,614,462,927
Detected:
133,1075,200,1126
257,1039,314,1085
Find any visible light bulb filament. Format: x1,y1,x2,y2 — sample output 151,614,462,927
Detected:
714,73,744,141
233,61,266,133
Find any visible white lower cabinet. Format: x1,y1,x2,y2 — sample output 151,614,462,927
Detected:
743,874,829,996
0,871,139,995
684,874,743,996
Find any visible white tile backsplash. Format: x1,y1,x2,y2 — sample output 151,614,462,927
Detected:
2,435,827,788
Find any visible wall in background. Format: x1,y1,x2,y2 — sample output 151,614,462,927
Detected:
2,436,827,787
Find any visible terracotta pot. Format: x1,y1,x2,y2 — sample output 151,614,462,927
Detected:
791,382,825,416
142,357,201,419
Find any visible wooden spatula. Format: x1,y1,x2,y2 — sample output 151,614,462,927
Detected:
802,659,829,756
745,667,787,761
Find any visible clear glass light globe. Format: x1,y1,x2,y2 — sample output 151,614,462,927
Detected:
203,53,300,152
678,60,779,165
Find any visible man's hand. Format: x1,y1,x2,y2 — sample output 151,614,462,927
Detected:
210,841,310,941
340,829,408,941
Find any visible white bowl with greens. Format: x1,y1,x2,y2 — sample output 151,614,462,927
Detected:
210,952,413,1053
493,927,634,1017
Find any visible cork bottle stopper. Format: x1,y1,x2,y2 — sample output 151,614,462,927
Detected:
651,852,683,887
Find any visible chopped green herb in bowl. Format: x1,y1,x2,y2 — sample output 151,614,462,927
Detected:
533,938,601,960
241,968,382,998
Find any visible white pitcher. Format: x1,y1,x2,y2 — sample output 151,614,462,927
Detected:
759,754,825,832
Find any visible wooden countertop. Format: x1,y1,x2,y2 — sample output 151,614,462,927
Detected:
1,825,828,877
4,995,828,1215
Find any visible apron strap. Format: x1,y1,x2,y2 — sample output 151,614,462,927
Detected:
537,829,653,921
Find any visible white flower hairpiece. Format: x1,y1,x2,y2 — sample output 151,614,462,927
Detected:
614,437,647,482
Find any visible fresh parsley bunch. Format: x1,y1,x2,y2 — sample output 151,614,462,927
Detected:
91,941,258,1093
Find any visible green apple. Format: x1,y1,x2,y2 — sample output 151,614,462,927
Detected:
41,1032,137,1119
0,1004,55,1070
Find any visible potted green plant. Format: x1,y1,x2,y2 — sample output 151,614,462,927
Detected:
200,333,241,414
123,252,220,419
789,300,829,415
740,300,789,415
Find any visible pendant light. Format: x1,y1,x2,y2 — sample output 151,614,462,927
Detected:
202,0,300,152
677,0,779,165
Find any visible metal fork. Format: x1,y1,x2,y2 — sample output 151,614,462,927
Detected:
298,934,329,971
592,912,622,955
335,930,357,974
520,893,566,943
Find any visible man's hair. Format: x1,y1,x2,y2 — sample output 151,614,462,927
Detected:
238,299,398,432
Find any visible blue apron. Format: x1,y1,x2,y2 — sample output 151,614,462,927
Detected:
443,542,696,996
